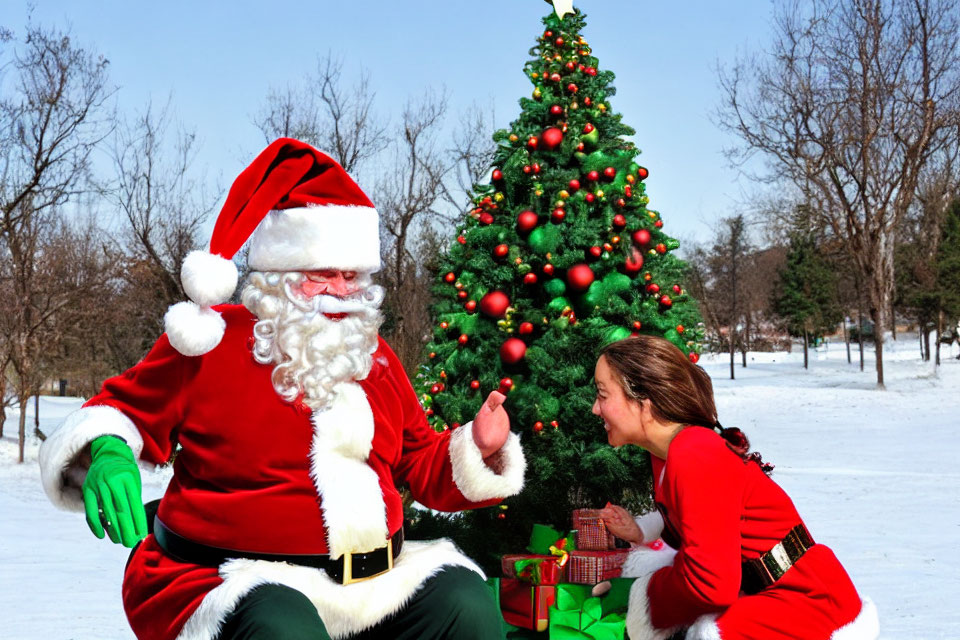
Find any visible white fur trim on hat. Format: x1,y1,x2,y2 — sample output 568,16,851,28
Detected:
181,250,239,307
622,545,682,640
248,206,381,273
39,405,145,511
310,383,387,559
448,421,525,502
831,597,879,640
176,539,483,640
164,301,226,357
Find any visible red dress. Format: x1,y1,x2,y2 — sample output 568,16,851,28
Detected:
39,305,526,640
624,427,878,640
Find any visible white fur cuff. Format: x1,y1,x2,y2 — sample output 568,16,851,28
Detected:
831,597,879,640
448,422,525,502
636,510,665,543
39,405,144,511
622,545,681,640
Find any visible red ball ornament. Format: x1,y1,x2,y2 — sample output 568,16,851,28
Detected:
457,235,466,244
532,163,541,173
624,185,633,198
444,272,456,283
637,166,649,180
439,321,448,329
551,420,559,429
523,272,538,285
656,243,667,254
613,214,627,229
541,127,564,150
425,408,434,416
585,193,595,203
551,208,566,223
523,164,532,174
567,263,595,292
458,334,469,345
566,61,576,70
544,30,554,38
465,300,477,312
677,324,685,333
519,322,534,335
655,220,664,228
577,142,585,151
633,229,652,247
457,290,468,299
543,263,555,276
583,122,595,134
555,37,565,46
673,284,682,294
533,421,544,433
517,210,539,232
494,244,509,258
497,512,507,520
617,198,626,208
633,321,643,330
500,338,527,365
430,384,441,394
550,104,564,116
603,166,616,180
550,72,562,83
527,136,538,149
588,246,602,259
625,249,644,274
689,352,700,364
660,295,673,307
479,212,494,225
469,380,480,391
479,291,511,318
587,170,600,182
498,377,514,392
567,83,578,93
568,179,581,192
586,67,597,76
646,283,661,294
492,168,503,181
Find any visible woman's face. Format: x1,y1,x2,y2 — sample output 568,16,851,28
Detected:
592,355,645,448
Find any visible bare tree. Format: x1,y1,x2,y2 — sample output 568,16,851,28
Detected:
107,100,219,338
707,215,752,379
253,53,389,175
718,0,960,387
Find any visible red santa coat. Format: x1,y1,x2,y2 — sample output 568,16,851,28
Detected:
39,305,525,640
623,427,879,640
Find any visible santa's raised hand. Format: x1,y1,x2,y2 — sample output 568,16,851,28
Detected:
472,391,511,460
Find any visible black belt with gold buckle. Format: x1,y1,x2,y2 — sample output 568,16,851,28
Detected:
153,516,402,585
741,523,814,594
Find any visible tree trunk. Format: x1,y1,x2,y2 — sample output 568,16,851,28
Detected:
0,375,6,439
857,306,865,372
923,325,931,361
919,319,926,360
936,310,943,367
741,314,750,368
729,327,736,380
843,317,851,364
803,328,809,369
18,388,27,464
890,298,897,341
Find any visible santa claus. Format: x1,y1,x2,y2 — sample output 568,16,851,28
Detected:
39,139,525,640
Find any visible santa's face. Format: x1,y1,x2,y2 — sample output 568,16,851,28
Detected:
295,270,360,299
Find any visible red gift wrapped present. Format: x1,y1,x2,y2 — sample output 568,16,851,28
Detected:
501,554,566,584
566,549,630,585
572,508,617,550
499,577,557,631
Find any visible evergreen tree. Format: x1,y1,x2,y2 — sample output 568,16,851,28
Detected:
773,210,841,368
932,199,960,362
409,7,703,571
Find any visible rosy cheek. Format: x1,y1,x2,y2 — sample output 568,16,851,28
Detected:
299,280,327,297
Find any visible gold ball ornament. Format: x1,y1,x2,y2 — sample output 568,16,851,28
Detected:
494,192,504,202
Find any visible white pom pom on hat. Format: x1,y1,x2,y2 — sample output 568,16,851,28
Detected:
164,138,380,356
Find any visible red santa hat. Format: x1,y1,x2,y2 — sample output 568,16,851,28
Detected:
165,138,380,356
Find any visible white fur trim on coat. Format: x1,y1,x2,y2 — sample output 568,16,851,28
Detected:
622,545,682,640
831,597,879,640
448,421,525,502
39,405,145,511
310,383,387,558
176,538,483,640
181,250,239,308
685,614,721,640
164,301,226,357
636,510,665,544
248,206,381,274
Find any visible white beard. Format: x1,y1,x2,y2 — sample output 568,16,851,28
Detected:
240,271,384,411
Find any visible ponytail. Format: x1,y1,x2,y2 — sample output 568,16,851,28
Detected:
714,422,775,475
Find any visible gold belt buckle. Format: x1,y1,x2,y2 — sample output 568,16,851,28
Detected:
341,540,393,585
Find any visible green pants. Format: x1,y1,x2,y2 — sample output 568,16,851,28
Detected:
215,565,502,640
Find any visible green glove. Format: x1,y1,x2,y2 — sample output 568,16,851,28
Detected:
82,435,148,548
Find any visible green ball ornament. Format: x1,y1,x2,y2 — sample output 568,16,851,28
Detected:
664,328,681,344
582,281,608,308
528,227,548,252
603,326,633,344
547,296,572,313
580,127,599,148
544,278,567,298
602,272,632,294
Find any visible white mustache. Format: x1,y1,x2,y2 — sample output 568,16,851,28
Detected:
316,295,369,314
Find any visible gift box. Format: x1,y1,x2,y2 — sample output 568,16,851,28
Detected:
566,549,630,585
572,509,617,550
548,579,634,639
499,577,557,632
502,553,566,585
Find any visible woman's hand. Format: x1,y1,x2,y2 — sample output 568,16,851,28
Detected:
599,503,644,544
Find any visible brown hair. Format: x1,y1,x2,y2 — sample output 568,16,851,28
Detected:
599,335,717,428
599,336,774,473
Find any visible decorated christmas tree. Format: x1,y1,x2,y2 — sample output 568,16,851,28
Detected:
409,4,704,571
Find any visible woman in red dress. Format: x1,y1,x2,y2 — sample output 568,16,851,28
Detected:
593,336,879,640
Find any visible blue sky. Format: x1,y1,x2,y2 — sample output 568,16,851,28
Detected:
7,1,774,244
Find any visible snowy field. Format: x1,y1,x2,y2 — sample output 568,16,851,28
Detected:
1,334,958,639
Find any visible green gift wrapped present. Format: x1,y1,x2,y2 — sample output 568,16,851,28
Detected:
547,579,634,639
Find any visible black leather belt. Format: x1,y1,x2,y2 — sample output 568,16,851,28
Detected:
741,523,814,594
153,516,403,585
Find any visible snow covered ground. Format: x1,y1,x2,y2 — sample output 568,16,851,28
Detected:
1,335,957,639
